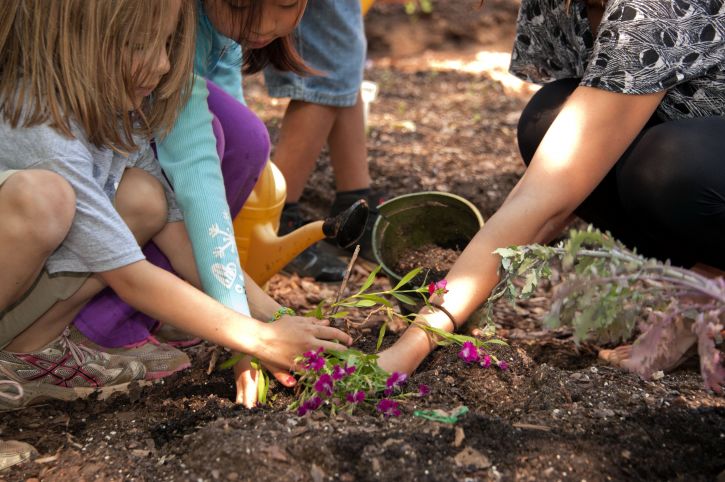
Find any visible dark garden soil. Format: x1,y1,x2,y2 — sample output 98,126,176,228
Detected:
3,2,724,481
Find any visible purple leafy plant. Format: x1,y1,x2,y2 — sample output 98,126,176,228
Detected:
491,227,724,392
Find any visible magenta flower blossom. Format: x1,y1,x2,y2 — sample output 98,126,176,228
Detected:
331,364,356,380
458,341,480,364
427,279,449,297
313,373,334,397
497,360,509,371
480,354,492,368
384,372,408,395
331,365,346,380
376,398,401,417
417,384,430,397
302,347,326,372
297,396,323,416
345,391,366,404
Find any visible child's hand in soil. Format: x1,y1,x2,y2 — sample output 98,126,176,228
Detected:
233,354,299,408
254,316,352,377
234,355,262,408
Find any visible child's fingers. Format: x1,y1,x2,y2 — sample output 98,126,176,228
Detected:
319,339,351,353
270,368,297,387
314,326,352,345
233,357,259,408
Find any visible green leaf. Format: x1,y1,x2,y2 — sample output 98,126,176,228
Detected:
351,299,377,308
330,311,349,319
494,247,518,258
217,353,243,370
481,338,509,346
357,265,382,294
257,365,270,404
358,294,391,306
392,292,418,305
394,267,423,290
521,269,538,296
376,322,387,351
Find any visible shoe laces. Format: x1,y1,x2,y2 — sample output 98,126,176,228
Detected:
59,327,103,366
0,380,23,402
122,335,161,349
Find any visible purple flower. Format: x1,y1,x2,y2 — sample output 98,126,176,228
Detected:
297,396,323,416
458,341,480,364
331,365,346,380
385,371,408,390
313,373,334,397
345,391,366,404
480,354,492,368
345,365,357,375
497,360,509,371
376,398,401,417
302,347,326,372
427,279,449,297
417,384,430,397
303,347,323,360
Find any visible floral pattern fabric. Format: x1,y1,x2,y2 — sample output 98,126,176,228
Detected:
510,0,725,120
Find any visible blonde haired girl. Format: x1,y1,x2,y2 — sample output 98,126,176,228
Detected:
0,0,350,408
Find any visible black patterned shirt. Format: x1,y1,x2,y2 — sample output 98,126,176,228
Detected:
509,0,725,120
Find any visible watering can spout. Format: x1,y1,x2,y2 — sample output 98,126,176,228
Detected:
234,162,368,285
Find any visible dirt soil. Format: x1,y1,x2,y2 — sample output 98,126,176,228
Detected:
3,2,724,481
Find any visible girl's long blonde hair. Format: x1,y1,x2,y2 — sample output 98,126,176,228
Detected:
0,0,196,152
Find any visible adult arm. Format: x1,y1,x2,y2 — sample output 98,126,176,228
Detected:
378,86,665,374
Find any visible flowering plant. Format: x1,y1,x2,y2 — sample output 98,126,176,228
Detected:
221,264,506,413
288,265,506,416
290,347,430,416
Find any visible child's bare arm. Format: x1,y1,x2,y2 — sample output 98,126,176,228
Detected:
98,260,351,370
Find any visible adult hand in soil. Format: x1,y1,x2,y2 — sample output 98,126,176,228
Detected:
253,315,352,374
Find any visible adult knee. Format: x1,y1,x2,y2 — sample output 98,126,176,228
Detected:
2,170,76,251
115,168,168,242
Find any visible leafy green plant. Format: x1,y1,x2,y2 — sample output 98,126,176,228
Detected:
487,227,725,392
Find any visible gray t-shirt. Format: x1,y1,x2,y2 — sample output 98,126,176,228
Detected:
0,119,182,274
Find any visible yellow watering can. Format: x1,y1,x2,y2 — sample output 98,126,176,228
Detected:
235,0,375,285
361,0,376,15
233,161,368,285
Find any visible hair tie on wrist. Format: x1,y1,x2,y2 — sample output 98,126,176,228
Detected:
429,302,458,328
270,307,296,322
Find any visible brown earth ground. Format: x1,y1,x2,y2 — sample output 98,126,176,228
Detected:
3,2,724,481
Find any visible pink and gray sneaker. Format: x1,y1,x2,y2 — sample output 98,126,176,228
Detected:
0,328,147,409
151,323,203,349
67,326,191,381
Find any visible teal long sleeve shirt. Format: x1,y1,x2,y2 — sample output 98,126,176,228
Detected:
156,4,251,316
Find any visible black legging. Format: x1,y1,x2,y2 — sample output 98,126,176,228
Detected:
517,78,725,269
